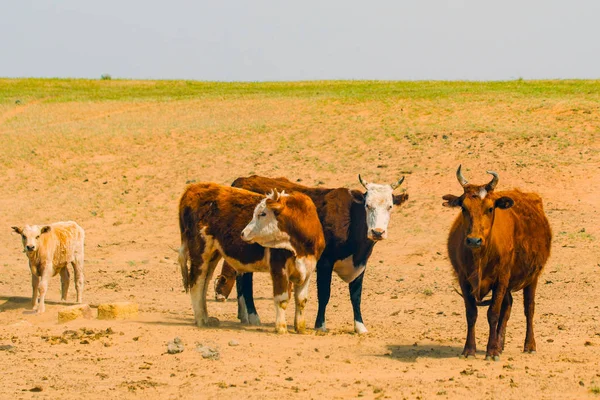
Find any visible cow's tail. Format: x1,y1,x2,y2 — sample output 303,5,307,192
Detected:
452,286,493,307
178,240,190,293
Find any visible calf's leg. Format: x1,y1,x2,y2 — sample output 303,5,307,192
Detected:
60,266,70,302
270,252,290,334
31,273,40,310
73,256,84,303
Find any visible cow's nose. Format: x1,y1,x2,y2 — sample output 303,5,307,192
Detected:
26,245,35,251
466,237,482,248
371,229,385,239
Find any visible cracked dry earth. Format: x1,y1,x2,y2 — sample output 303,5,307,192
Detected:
0,90,599,399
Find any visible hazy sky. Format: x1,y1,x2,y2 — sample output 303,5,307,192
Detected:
2,1,599,81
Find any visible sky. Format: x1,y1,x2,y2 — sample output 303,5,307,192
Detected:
1,0,599,81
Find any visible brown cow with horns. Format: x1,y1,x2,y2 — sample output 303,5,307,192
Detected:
443,166,551,361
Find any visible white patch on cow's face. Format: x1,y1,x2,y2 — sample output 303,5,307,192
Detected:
363,183,395,240
18,225,44,253
241,195,294,253
478,188,487,199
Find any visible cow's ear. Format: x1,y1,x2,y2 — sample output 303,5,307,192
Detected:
266,198,284,215
11,226,22,235
351,191,364,204
494,196,514,209
40,226,51,234
442,194,461,208
393,192,409,206
322,188,354,242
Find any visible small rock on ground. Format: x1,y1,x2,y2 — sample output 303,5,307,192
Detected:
196,345,220,360
167,337,184,354
228,340,239,347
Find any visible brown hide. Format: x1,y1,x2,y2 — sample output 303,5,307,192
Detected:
179,183,272,289
447,188,552,301
268,192,325,259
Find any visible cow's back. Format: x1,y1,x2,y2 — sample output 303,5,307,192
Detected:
498,190,551,289
48,221,84,265
179,183,267,263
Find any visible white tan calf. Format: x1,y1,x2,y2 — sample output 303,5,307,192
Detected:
12,221,85,313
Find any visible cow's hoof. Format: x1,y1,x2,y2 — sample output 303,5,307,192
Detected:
295,321,306,334
485,355,500,362
248,313,261,326
524,350,537,354
275,325,288,335
354,321,368,335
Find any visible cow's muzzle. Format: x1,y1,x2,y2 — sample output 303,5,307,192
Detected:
369,229,386,241
466,237,483,248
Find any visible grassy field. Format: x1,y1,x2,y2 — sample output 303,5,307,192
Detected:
0,78,599,399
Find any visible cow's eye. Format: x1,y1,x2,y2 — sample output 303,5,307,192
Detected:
488,207,494,213
258,212,266,217
35,236,40,239
387,205,393,210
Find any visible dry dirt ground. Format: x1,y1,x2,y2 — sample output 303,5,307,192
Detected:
0,81,599,399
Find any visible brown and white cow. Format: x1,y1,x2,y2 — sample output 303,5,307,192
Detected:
12,221,85,313
216,174,409,334
443,166,552,360
178,183,324,333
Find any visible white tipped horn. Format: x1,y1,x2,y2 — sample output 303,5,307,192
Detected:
456,165,468,187
390,176,405,190
485,170,499,191
358,174,369,189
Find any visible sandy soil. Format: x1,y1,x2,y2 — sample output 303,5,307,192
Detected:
0,91,599,399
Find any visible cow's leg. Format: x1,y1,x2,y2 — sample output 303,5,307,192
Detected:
523,280,538,353
497,291,513,353
236,273,249,323
314,258,333,332
292,257,314,334
349,270,367,334
189,235,219,327
242,273,260,325
37,272,50,314
270,253,290,334
60,266,70,302
485,284,508,361
73,256,85,303
31,273,40,310
459,279,477,358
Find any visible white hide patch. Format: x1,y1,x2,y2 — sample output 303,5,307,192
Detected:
363,183,395,240
333,255,366,283
478,188,488,199
354,321,368,334
241,196,295,254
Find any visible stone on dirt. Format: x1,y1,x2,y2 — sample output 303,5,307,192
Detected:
167,337,184,354
58,304,94,323
196,345,220,360
97,302,139,320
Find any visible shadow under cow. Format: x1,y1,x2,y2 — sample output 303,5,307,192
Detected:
383,344,470,362
0,295,79,313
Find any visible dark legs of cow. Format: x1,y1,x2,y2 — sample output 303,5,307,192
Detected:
497,291,513,353
523,280,538,353
460,280,478,358
349,270,368,334
236,273,260,325
485,284,508,360
314,258,333,332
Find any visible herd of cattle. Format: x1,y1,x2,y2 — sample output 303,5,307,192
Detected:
11,166,552,361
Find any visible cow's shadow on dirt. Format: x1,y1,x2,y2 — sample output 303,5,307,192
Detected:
0,295,77,313
139,316,296,333
382,344,472,362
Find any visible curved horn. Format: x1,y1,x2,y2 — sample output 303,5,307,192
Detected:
456,165,468,187
390,176,405,190
485,170,499,191
358,174,369,189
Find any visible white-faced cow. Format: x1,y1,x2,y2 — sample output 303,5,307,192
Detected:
178,183,324,333
215,174,409,334
443,166,552,360
12,221,85,313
